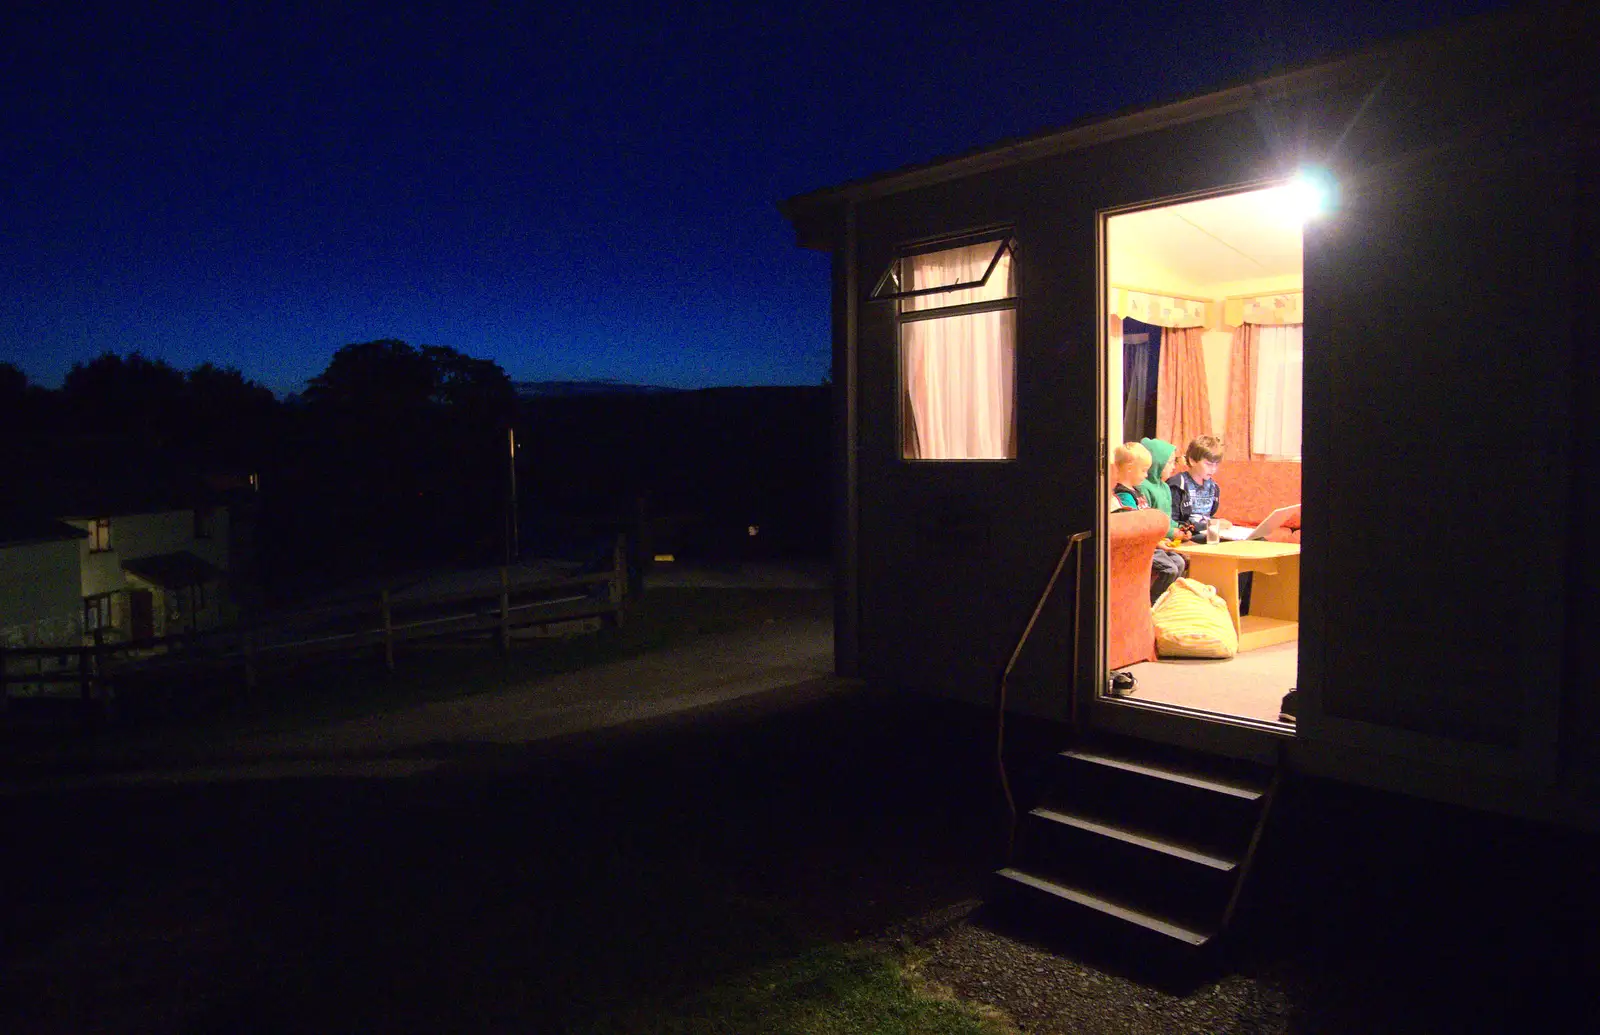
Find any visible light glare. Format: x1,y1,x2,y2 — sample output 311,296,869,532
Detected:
1285,168,1335,223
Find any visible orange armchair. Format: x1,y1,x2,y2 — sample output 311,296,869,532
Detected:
1108,508,1168,671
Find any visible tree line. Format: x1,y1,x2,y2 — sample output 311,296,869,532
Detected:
6,342,828,603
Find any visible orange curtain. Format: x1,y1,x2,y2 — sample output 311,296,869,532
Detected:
1155,326,1212,453
1225,324,1260,460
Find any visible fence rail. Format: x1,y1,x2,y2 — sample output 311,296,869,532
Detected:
1,539,630,723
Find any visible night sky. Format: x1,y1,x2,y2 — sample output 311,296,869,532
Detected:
2,0,1507,396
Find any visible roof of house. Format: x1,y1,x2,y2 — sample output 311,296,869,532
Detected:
122,551,224,589
31,470,231,520
0,513,88,550
776,2,1555,249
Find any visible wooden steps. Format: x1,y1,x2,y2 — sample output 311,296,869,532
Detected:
992,734,1278,951
994,867,1212,947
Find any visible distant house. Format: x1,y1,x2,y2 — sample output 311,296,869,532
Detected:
1,497,233,651
61,504,232,641
0,515,89,649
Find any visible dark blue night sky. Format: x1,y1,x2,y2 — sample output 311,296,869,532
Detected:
2,0,1508,396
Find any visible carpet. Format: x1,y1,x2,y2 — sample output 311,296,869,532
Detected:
1120,641,1297,724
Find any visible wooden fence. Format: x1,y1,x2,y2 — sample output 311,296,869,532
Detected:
1,538,630,723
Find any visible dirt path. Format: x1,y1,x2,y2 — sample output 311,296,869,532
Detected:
0,608,997,1034
1,615,835,789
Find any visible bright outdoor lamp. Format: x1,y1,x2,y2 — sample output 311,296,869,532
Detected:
1284,168,1336,222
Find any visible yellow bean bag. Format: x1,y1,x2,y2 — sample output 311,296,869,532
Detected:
1151,577,1238,658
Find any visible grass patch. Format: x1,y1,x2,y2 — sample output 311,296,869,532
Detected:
576,944,1013,1035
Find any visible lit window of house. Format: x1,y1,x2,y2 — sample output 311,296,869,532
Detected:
88,518,112,553
873,235,1018,460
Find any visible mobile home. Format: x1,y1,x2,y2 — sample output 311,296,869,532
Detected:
780,3,1596,944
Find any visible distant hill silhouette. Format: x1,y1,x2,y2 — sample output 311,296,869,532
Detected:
514,380,679,399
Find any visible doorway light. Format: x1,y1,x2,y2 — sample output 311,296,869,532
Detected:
1271,168,1337,224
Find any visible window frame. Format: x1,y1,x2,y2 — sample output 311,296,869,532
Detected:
87,518,111,553
870,233,1016,306
874,229,1021,463
84,593,113,633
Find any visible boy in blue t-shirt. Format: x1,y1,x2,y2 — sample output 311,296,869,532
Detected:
1168,435,1233,536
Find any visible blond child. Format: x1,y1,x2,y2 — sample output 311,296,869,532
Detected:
1110,441,1154,511
1110,441,1185,601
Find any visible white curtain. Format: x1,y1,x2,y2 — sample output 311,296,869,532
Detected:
902,244,1016,459
1252,324,1303,458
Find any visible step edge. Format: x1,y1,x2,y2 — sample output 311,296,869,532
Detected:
994,867,1215,946
1060,748,1267,799
1029,807,1240,871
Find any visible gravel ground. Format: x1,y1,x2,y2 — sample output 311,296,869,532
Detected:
907,917,1293,1034
880,768,1600,1035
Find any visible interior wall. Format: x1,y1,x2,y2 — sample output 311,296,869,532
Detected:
1209,273,1303,297
1107,252,1200,297
1201,329,1231,436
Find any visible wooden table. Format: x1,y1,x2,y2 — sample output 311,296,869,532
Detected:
1169,540,1300,652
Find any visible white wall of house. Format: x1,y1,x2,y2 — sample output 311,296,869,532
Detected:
66,508,230,597
0,538,84,645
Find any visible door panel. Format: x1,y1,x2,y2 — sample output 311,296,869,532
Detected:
130,590,154,641
1302,99,1574,778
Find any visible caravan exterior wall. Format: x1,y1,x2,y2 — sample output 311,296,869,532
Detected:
784,4,1598,828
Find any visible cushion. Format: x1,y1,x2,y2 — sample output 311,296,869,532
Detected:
1215,460,1301,530
1152,577,1238,658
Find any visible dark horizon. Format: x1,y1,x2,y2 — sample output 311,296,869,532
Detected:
2,0,1511,396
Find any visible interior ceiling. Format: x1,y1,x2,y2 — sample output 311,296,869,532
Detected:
1109,188,1304,295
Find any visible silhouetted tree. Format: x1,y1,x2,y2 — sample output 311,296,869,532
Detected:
51,352,280,471
0,362,44,431
184,362,282,468
262,340,517,587
302,340,511,419
303,339,438,417
0,361,26,398
60,351,188,445
422,345,516,424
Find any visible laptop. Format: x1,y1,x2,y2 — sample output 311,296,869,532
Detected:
1217,504,1300,542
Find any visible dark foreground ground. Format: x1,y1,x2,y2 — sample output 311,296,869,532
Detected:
2,596,1597,1033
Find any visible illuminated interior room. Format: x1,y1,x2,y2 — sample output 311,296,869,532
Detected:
1104,178,1318,727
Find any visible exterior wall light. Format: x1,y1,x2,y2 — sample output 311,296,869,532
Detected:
1285,167,1337,223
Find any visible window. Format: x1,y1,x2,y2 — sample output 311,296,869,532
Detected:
874,236,1017,460
1252,324,1303,458
84,594,112,632
88,518,111,553
193,506,215,539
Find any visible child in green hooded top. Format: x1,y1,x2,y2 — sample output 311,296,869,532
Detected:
1110,440,1187,602
1138,437,1181,537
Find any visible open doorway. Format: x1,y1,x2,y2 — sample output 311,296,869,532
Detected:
1103,183,1309,728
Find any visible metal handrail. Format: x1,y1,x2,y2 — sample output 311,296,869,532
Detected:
995,529,1092,864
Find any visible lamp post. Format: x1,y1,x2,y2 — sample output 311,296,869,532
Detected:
505,425,519,566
